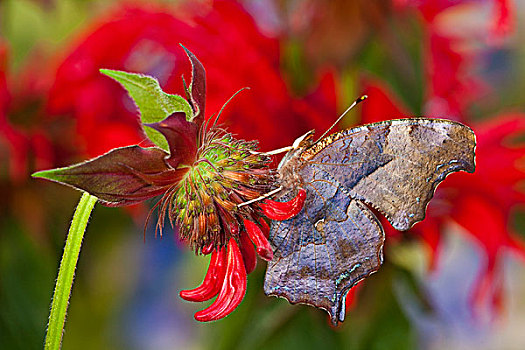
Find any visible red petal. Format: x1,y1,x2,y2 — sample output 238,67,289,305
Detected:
243,219,273,261
259,188,306,221
344,281,363,312
201,243,214,255
179,246,227,302
492,0,513,40
258,218,270,238
239,230,257,274
194,238,247,321
450,194,525,314
228,220,240,236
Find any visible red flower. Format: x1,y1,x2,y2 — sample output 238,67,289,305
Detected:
0,41,59,183
180,189,307,321
0,41,30,182
492,0,514,40
0,42,8,114
35,0,331,322
36,49,307,322
46,0,336,158
394,0,513,38
394,0,514,119
361,80,525,312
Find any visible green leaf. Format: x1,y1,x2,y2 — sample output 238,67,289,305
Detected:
100,69,193,151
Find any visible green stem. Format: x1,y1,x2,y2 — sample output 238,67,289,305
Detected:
44,193,97,350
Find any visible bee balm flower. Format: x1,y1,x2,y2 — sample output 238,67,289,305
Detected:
34,48,304,321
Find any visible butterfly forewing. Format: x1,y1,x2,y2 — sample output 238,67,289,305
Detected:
264,118,476,325
302,118,476,230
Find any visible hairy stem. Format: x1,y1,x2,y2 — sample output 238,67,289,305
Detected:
44,193,97,350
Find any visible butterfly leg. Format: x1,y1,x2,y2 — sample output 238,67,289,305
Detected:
249,146,293,156
237,186,283,208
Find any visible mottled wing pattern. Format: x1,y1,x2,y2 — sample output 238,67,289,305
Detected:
303,118,476,230
264,168,384,324
264,118,475,324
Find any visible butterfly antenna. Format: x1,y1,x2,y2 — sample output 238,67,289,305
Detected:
210,87,250,129
315,95,368,143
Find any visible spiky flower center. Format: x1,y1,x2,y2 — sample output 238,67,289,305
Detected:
161,128,272,253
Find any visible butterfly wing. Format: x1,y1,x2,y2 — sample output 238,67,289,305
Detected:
264,118,475,324
264,174,384,325
302,118,476,230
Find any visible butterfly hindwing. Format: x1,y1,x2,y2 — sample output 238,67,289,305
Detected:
264,118,475,324
264,165,384,325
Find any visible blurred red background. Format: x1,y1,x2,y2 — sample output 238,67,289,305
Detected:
1,1,524,349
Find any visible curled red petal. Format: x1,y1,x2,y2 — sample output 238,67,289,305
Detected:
258,218,270,238
243,219,273,261
194,238,247,322
229,221,239,236
180,246,227,302
239,230,257,274
492,0,513,40
259,188,306,221
201,243,214,255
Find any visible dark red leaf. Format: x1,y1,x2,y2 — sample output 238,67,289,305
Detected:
33,145,186,206
181,45,206,127
146,112,198,167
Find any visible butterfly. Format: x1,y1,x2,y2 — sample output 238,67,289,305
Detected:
262,114,476,325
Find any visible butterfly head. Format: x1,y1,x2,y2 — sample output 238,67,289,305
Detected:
275,130,315,191
291,130,315,150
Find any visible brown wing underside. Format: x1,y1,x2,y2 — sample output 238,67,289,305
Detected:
264,118,476,325
302,118,476,230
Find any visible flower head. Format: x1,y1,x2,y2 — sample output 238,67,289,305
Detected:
33,48,290,321
32,1,328,322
